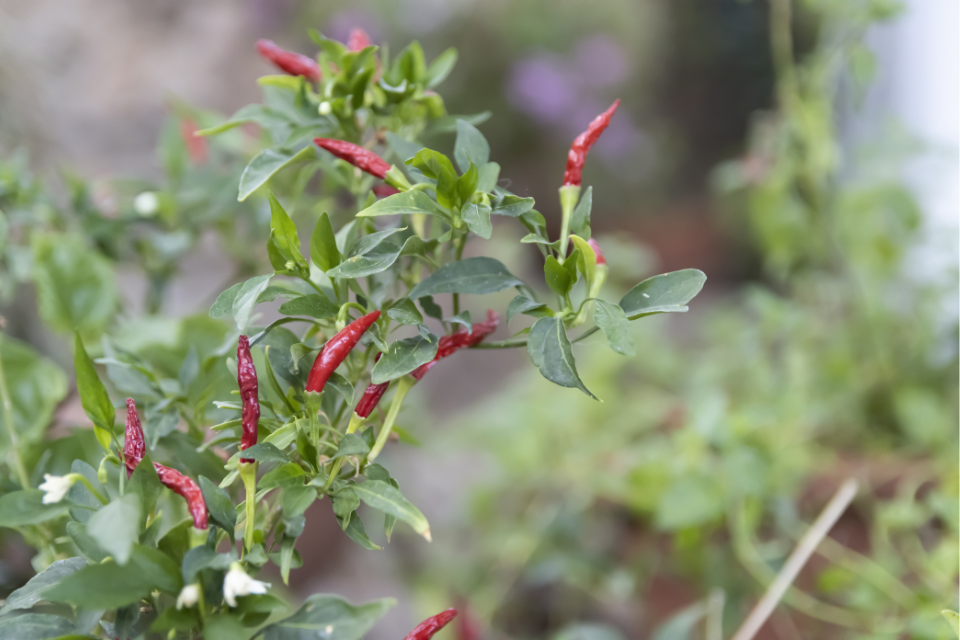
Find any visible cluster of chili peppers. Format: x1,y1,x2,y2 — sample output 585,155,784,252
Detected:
124,398,208,530
562,99,620,187
255,39,321,82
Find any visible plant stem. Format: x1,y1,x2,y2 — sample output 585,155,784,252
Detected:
322,413,365,492
239,461,259,555
367,376,413,462
0,336,30,488
71,474,109,505
452,235,466,315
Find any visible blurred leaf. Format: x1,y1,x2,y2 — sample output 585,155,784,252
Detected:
237,442,290,464
73,333,114,449
279,293,338,319
0,557,87,614
209,281,243,319
569,186,593,238
238,146,314,201
506,295,547,324
942,611,960,638
356,190,446,219
325,241,402,279
650,601,708,640
455,120,490,172
0,334,67,443
426,47,458,88
258,594,394,640
371,332,439,384
268,193,308,272
353,480,430,540
408,257,524,299
232,274,273,331
330,434,371,461
310,212,341,272
87,493,140,565
0,614,75,640
199,476,236,540
544,256,573,297
491,194,535,218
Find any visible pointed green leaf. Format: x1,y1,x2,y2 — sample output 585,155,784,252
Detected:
87,493,140,565
310,212,341,271
259,594,395,640
593,300,635,356
408,257,524,299
462,203,492,239
454,121,490,173
352,480,431,540
356,190,447,219
268,193,307,271
238,146,315,201
371,333,440,384
278,293,339,319
527,317,596,399
426,47,458,88
73,333,114,449
619,269,707,319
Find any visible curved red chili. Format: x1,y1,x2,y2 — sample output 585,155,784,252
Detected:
123,398,145,479
587,238,606,265
347,28,372,51
306,311,381,393
373,184,400,198
411,310,499,381
256,39,321,82
355,353,387,418
562,99,620,187
237,335,259,463
403,609,458,640
314,139,390,180
154,463,208,530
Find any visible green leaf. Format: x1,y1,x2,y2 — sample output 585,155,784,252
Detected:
405,148,456,181
356,190,447,219
197,103,291,136
527,317,596,399
943,611,960,638
268,193,308,271
386,298,423,325
353,480,431,540
127,456,162,527
435,162,459,210
238,146,315,201
339,512,382,550
408,257,525,299
209,281,243,319
66,522,107,563
44,544,182,609
181,546,236,584
446,311,472,332
32,234,118,335
454,121,490,172
371,333,439,384
87,493,140,565
544,256,573,297
569,186,593,238
491,194,535,218
73,333,114,449
232,274,273,331
426,47,458,88
569,235,597,283
278,293,339,319
238,442,291,464
347,227,408,258
419,296,444,320
477,162,500,193
457,161,480,204
259,594,394,640
310,212,342,271
0,557,86,614
324,241,403,278
0,335,67,444
462,203,492,239
0,613,75,640
618,269,707,319
326,372,355,405
329,433,371,461
506,295,547,324
259,463,305,490
199,476,237,539
593,300,635,356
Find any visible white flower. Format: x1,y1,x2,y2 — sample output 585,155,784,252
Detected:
223,563,270,607
176,583,200,609
133,192,159,217
39,474,75,504
319,101,332,116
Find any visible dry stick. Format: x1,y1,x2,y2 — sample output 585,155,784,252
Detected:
730,478,859,640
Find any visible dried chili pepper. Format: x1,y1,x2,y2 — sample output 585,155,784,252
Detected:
237,335,259,463
154,463,208,530
179,118,208,165
562,99,620,187
314,138,391,180
411,311,499,381
124,400,208,529
404,609,458,640
587,238,606,265
347,28,372,51
256,39,321,82
306,310,381,393
123,398,145,478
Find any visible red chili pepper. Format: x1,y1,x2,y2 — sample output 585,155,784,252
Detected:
256,39,321,82
314,139,391,180
179,118,208,164
306,311,381,393
123,398,145,479
237,335,259,463
587,238,606,265
403,609,458,640
153,463,208,530
411,311,499,381
123,401,208,529
372,184,400,198
355,354,388,418
562,99,620,187
347,28,372,51
454,599,481,640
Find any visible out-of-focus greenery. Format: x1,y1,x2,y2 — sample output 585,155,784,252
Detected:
411,1,959,639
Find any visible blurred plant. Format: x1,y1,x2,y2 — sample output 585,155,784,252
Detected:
412,0,958,639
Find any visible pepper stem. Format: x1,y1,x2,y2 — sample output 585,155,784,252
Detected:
557,185,581,262
68,473,110,505
367,376,414,463
322,412,366,493
239,461,259,555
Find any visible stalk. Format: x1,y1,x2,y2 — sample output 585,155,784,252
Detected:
239,461,259,555
322,413,365,492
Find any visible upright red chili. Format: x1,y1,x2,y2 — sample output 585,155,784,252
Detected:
347,28,372,51
124,398,145,479
587,238,606,265
153,463,208,530
562,99,620,187
306,311,381,393
123,400,208,529
403,609,458,640
314,139,391,180
411,311,499,381
237,335,259,463
256,39,321,82
179,118,208,165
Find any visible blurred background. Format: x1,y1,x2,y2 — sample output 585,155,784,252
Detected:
0,0,957,639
